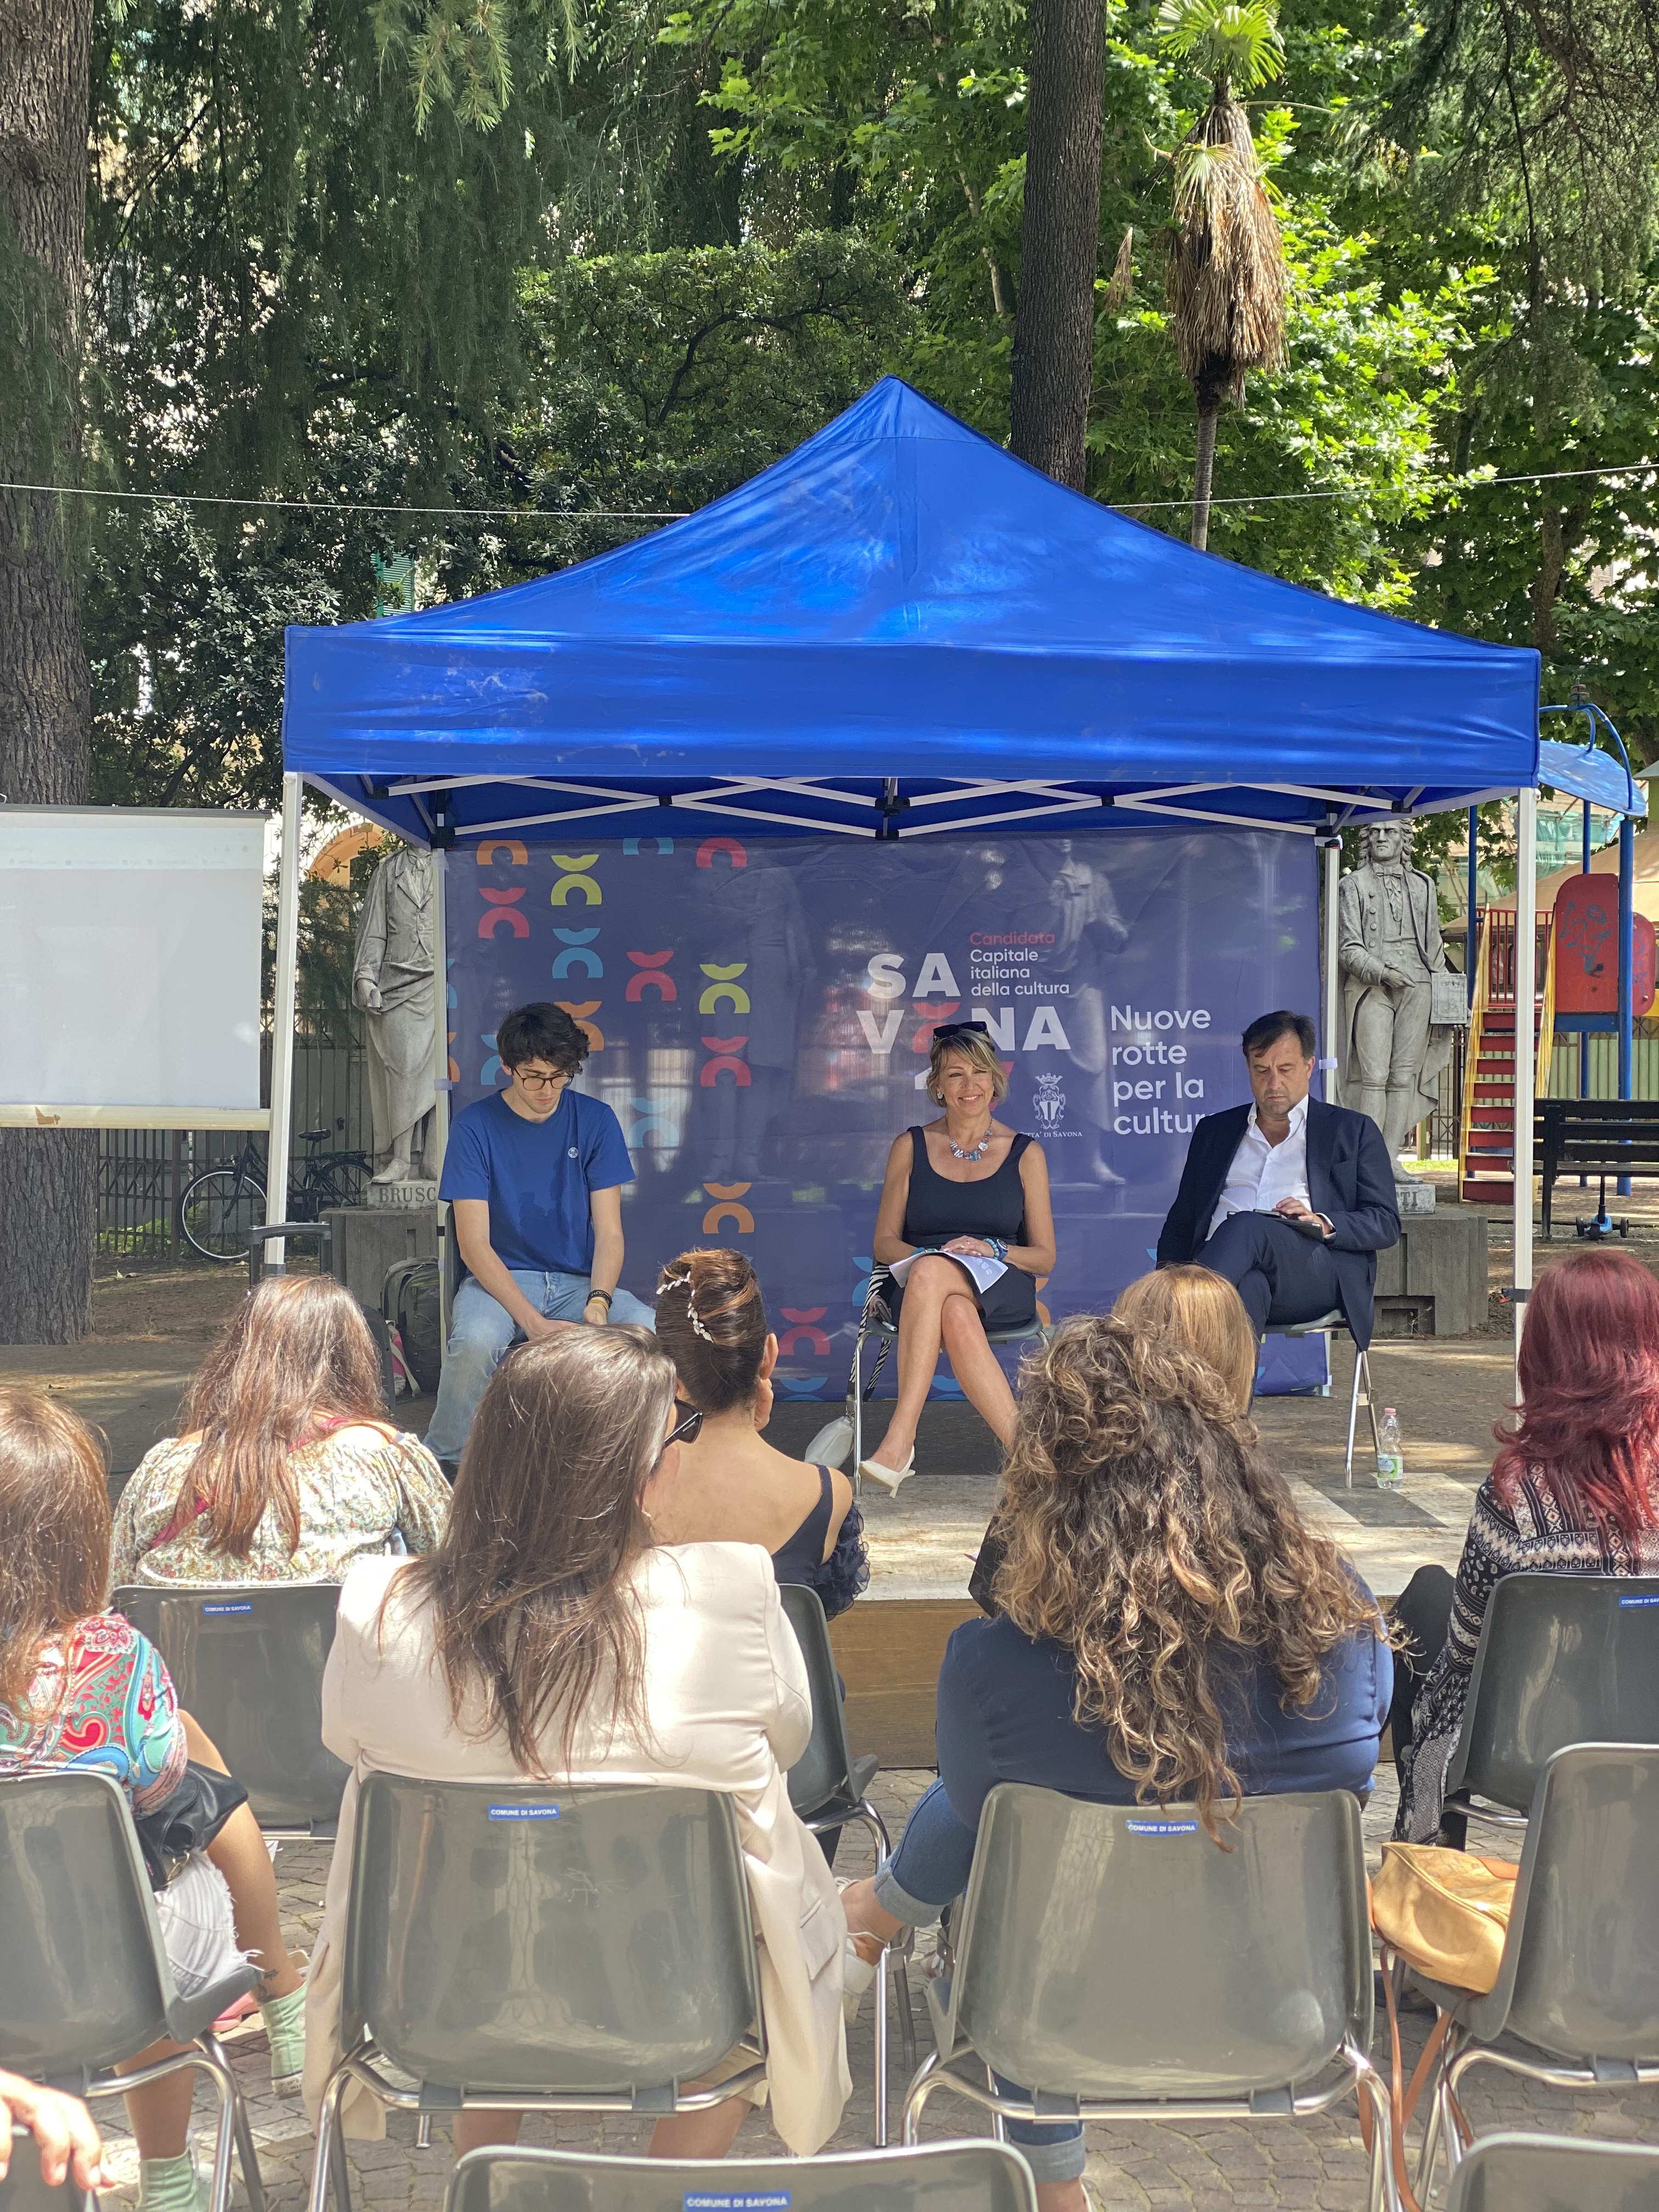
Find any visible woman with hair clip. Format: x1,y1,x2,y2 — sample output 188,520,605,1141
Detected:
648,1249,868,1620
1392,1245,1659,1842
862,1020,1057,1494
112,1275,449,1586
0,1389,307,2212
303,1327,850,2162
840,1316,1392,2212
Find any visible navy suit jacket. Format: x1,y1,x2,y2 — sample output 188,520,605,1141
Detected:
1155,1096,1400,1347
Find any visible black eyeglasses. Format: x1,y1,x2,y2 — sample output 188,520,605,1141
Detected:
665,1400,704,1448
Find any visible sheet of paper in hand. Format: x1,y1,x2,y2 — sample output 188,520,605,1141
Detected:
887,1247,1008,1296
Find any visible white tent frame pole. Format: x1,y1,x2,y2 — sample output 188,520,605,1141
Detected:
1321,836,1341,1104
265,771,304,1276
430,849,450,1180
1513,785,1537,1378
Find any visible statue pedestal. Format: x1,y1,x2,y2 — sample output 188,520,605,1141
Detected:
324,1204,440,1310
366,1180,440,1210
1374,1206,1487,1336
1395,1178,1436,1215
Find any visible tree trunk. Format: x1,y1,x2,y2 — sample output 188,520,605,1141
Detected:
1191,400,1220,550
0,0,97,1344
1008,0,1105,489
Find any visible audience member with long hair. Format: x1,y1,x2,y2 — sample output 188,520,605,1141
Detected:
302,1327,849,2162
112,1276,449,1585
841,1316,1391,2212
1113,1263,1257,1412
1393,1246,1659,1841
0,1389,306,2212
649,1248,867,1618
970,1267,1256,1611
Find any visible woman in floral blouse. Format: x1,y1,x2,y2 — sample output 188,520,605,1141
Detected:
1393,1248,1659,1841
1,1388,306,2212
112,1275,449,1587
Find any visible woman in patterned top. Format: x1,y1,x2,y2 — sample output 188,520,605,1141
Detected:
112,1275,449,1588
1393,1248,1659,1841
0,1389,306,2212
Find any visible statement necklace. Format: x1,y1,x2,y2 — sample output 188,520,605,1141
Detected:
948,1125,994,1163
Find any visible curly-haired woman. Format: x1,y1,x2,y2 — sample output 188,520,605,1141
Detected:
1392,1246,1659,1842
840,1314,1392,2212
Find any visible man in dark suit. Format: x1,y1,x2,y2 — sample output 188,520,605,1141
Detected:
1157,1009,1400,1348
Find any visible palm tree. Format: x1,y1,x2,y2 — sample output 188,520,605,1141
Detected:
1157,0,1286,550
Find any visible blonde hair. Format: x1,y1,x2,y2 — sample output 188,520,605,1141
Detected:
926,1027,1009,1105
1113,1266,1257,1413
996,1316,1381,1839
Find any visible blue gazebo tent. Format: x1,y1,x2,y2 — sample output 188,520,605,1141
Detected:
275,376,1643,1339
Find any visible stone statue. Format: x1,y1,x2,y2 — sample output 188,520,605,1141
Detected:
352,847,436,1185
1337,819,1454,1177
1048,840,1130,1183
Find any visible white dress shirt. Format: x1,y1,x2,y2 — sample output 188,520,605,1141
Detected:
1207,1096,1329,1241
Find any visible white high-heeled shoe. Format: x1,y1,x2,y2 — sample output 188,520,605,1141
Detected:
859,1447,915,1495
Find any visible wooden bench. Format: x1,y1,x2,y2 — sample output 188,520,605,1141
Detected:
1537,1099,1659,1238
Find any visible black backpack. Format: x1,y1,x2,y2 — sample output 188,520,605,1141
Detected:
383,1257,443,1394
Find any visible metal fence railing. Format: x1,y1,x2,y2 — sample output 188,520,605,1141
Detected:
97,1035,370,1259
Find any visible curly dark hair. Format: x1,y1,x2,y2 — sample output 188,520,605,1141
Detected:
995,1314,1385,1837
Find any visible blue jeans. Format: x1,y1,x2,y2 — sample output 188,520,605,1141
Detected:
875,1780,1086,2184
424,1271,656,1463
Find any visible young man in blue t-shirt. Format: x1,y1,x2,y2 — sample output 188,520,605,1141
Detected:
424,1002,656,1464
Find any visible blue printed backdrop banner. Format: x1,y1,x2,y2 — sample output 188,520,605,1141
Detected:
445,827,1321,1400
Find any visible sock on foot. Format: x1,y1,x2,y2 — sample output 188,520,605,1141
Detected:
138,2149,207,2212
260,1980,307,2095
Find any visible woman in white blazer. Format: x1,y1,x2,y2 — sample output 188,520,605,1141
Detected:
302,1326,850,2160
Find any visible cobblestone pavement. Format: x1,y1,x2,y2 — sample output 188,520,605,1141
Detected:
87,1763,1659,2212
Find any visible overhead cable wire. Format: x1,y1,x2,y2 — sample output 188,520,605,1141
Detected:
2,456,1654,522
0,482,690,520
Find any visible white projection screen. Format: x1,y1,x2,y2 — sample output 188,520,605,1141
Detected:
0,808,266,1120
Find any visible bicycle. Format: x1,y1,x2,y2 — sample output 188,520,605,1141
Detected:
179,1126,374,1262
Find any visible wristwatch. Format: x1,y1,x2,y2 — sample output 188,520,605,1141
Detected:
585,1289,614,1310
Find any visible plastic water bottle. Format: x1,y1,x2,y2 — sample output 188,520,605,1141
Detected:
1375,1408,1405,1489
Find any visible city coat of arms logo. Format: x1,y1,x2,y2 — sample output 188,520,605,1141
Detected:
1033,1071,1067,1129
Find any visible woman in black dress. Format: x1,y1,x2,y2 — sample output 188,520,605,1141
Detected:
863,1022,1057,1494
646,1247,869,1619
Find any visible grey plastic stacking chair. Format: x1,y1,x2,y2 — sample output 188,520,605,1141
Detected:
1261,1310,1379,1487
308,1776,769,2212
1407,1743,1659,2203
1445,2132,1659,2212
114,1582,349,1837
778,1581,917,2142
1,2128,95,2212
0,1770,264,2212
902,1784,1391,2212
1436,1573,1659,1843
444,2138,1038,2212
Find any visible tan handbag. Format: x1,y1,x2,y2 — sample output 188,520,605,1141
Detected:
1368,1846,1520,2211
1372,1842,1518,1993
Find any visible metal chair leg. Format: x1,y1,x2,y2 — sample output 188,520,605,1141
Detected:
202,2033,266,2212
891,1952,918,2075
874,1944,890,2147
1344,1338,1363,1488
191,2041,246,2212
1360,1348,1383,1466
850,1325,867,1494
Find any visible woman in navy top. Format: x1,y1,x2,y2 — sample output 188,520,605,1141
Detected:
861,1023,1056,1494
841,1305,1392,2212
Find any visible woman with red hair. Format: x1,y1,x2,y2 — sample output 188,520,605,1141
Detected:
1393,1247,1659,1841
